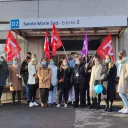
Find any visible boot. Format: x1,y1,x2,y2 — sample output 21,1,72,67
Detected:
89,97,95,109
17,91,21,105
12,91,16,105
94,97,98,109
0,98,2,107
107,101,113,112
104,100,109,111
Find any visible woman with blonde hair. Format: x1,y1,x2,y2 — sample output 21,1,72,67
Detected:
89,57,102,109
104,55,117,112
57,58,71,108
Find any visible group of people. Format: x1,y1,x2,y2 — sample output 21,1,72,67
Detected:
0,50,128,114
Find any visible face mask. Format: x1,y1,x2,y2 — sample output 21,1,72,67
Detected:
13,61,17,65
119,56,122,60
63,62,67,66
76,61,80,65
32,58,36,61
42,62,46,66
0,59,4,62
50,61,54,65
95,61,99,65
105,59,110,63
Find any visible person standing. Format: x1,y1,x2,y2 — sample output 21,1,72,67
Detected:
28,56,39,107
68,53,79,105
104,55,117,112
71,58,86,108
89,57,102,109
0,55,9,106
57,59,71,108
9,57,23,105
20,52,31,104
38,58,52,107
117,50,128,114
48,57,58,105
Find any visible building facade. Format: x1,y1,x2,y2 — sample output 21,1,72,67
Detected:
0,0,128,101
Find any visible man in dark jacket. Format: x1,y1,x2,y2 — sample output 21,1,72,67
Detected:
0,55,9,106
20,52,31,104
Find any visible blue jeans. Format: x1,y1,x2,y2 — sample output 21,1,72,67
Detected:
26,84,30,101
119,93,128,107
48,86,57,104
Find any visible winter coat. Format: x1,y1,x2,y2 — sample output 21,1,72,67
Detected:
0,61,9,86
20,60,28,85
100,64,108,99
90,64,102,97
48,65,58,86
27,62,36,85
85,64,92,89
118,57,128,94
38,67,52,89
58,68,71,89
107,64,117,100
71,64,86,88
9,65,23,91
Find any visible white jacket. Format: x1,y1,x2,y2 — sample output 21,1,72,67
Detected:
28,62,36,85
48,65,58,86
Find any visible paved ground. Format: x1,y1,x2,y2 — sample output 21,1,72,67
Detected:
0,103,128,128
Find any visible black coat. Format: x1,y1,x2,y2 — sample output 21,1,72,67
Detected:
107,64,117,101
0,60,9,86
71,64,87,89
20,60,29,85
57,68,71,89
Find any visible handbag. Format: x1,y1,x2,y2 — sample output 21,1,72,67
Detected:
49,84,54,91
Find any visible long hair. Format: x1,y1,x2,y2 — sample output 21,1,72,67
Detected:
60,58,70,72
105,55,114,69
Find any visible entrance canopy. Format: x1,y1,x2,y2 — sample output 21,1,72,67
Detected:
10,15,127,37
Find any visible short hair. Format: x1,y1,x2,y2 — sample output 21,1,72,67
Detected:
26,52,32,56
119,50,126,57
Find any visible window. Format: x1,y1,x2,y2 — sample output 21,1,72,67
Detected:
58,39,101,51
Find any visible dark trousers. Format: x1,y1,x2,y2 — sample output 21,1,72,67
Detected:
40,88,49,104
58,88,69,104
85,86,90,104
12,91,21,102
29,84,37,103
74,84,85,106
0,86,4,99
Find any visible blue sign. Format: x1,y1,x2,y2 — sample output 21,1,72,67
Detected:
10,19,19,29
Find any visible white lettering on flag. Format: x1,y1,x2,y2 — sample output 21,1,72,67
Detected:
103,40,113,55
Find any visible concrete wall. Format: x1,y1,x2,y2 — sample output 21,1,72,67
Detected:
27,37,45,61
0,0,128,21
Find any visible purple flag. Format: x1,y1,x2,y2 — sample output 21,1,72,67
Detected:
82,32,88,56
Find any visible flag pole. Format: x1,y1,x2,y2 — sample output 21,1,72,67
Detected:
88,51,96,64
62,45,68,60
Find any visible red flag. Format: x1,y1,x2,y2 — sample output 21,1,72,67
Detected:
51,24,63,55
44,30,50,59
4,31,21,62
96,34,114,61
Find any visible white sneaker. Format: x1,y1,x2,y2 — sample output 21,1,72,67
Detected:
118,108,125,113
57,104,61,108
122,108,128,114
29,102,34,107
64,104,68,108
33,101,39,106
